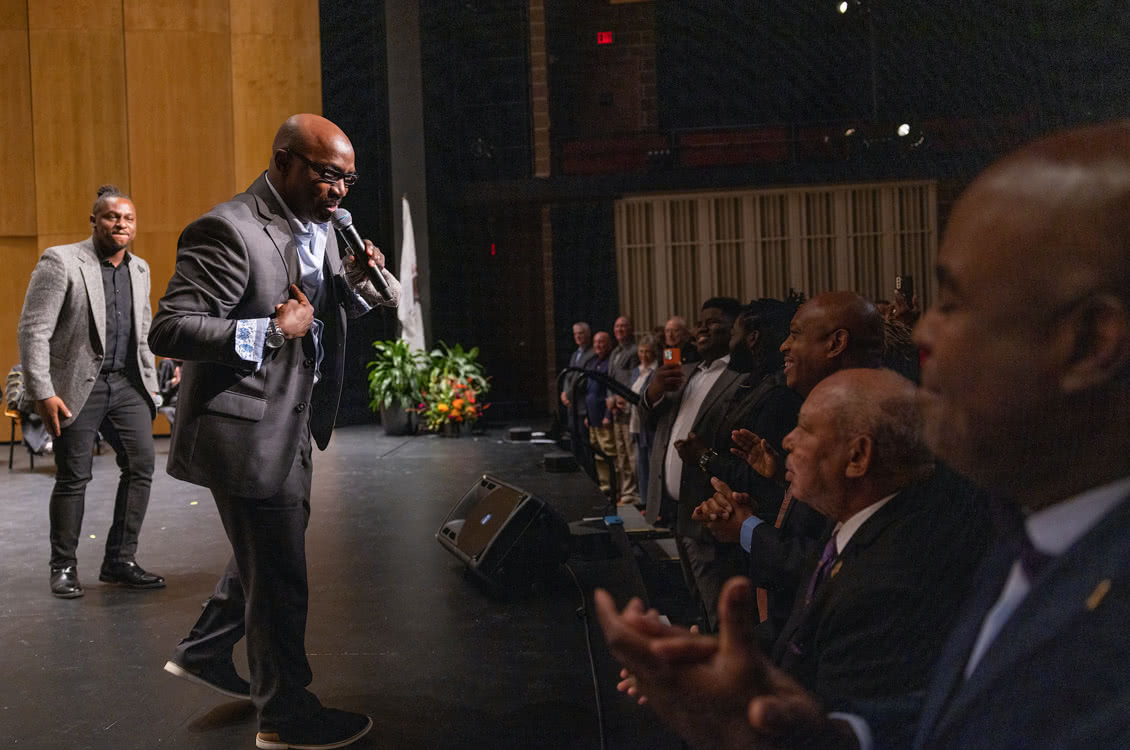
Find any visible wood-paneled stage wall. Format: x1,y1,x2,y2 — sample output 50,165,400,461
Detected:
1,0,322,437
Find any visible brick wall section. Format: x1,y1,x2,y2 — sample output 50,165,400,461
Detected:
586,2,656,132
529,0,552,177
547,0,657,137
540,204,557,411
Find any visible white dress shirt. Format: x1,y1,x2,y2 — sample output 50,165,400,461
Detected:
662,355,731,500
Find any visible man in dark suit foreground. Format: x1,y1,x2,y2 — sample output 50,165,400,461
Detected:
150,114,399,750
595,120,1130,750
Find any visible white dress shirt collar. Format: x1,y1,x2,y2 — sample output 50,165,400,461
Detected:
1025,475,1130,555
833,492,897,554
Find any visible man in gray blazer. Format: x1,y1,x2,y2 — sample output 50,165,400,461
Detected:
18,185,163,599
150,114,398,750
641,297,746,629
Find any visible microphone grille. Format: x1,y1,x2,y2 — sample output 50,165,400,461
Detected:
330,208,353,229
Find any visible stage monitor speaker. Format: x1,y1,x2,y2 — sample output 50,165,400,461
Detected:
436,474,569,592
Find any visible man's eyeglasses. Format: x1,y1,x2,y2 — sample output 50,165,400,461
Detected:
287,149,359,187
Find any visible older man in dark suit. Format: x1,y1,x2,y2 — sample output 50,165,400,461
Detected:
18,185,163,599
594,121,1130,750
767,369,988,748
150,114,398,750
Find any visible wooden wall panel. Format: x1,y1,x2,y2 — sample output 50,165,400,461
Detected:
230,0,322,190
1,237,44,376
0,3,36,236
4,0,323,445
28,0,121,29
230,0,319,37
123,0,228,33
134,230,181,313
124,30,235,232
29,28,130,236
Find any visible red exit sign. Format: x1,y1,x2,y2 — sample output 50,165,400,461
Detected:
597,31,613,45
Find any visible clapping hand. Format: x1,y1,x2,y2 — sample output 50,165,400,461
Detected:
674,431,710,468
731,429,783,483
692,477,753,544
596,578,852,750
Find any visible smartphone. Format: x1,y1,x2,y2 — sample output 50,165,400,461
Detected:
895,274,914,301
663,347,682,366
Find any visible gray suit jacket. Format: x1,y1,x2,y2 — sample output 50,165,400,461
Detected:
641,361,744,539
17,237,159,428
149,174,398,499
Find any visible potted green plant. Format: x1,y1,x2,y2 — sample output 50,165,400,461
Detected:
366,339,427,435
417,342,491,435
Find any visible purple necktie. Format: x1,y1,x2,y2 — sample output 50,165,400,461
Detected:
804,532,840,606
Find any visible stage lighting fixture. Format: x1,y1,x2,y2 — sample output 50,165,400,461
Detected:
897,123,911,137
844,127,857,136
838,1,849,12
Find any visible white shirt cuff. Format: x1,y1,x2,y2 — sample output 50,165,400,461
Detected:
828,712,872,750
235,318,268,364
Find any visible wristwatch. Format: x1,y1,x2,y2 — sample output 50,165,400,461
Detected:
265,318,286,349
698,449,717,474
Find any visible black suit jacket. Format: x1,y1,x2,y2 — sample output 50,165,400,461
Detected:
150,174,390,498
772,464,992,749
640,361,745,538
913,492,1130,750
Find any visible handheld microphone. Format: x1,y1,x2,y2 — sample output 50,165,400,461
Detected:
331,208,391,298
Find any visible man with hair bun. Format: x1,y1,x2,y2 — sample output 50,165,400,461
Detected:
18,184,163,599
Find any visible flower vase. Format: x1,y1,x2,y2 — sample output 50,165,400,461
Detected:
441,421,473,437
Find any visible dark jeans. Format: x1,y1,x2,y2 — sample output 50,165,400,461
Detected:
172,427,321,729
49,372,155,568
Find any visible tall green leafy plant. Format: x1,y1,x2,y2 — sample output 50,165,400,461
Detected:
426,342,489,394
366,339,427,412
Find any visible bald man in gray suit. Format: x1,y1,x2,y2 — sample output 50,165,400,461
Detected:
150,114,398,750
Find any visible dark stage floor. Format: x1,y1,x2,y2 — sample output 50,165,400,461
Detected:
0,426,684,750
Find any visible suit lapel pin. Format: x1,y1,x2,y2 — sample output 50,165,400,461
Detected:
1085,579,1111,611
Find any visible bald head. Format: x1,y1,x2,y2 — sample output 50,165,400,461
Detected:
781,291,884,396
818,369,932,477
962,123,1130,311
272,114,351,158
268,114,356,223
915,121,1130,507
784,368,931,519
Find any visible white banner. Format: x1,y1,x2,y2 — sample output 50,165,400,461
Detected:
397,195,426,351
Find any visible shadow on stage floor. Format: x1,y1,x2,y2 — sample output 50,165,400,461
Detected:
0,425,687,750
